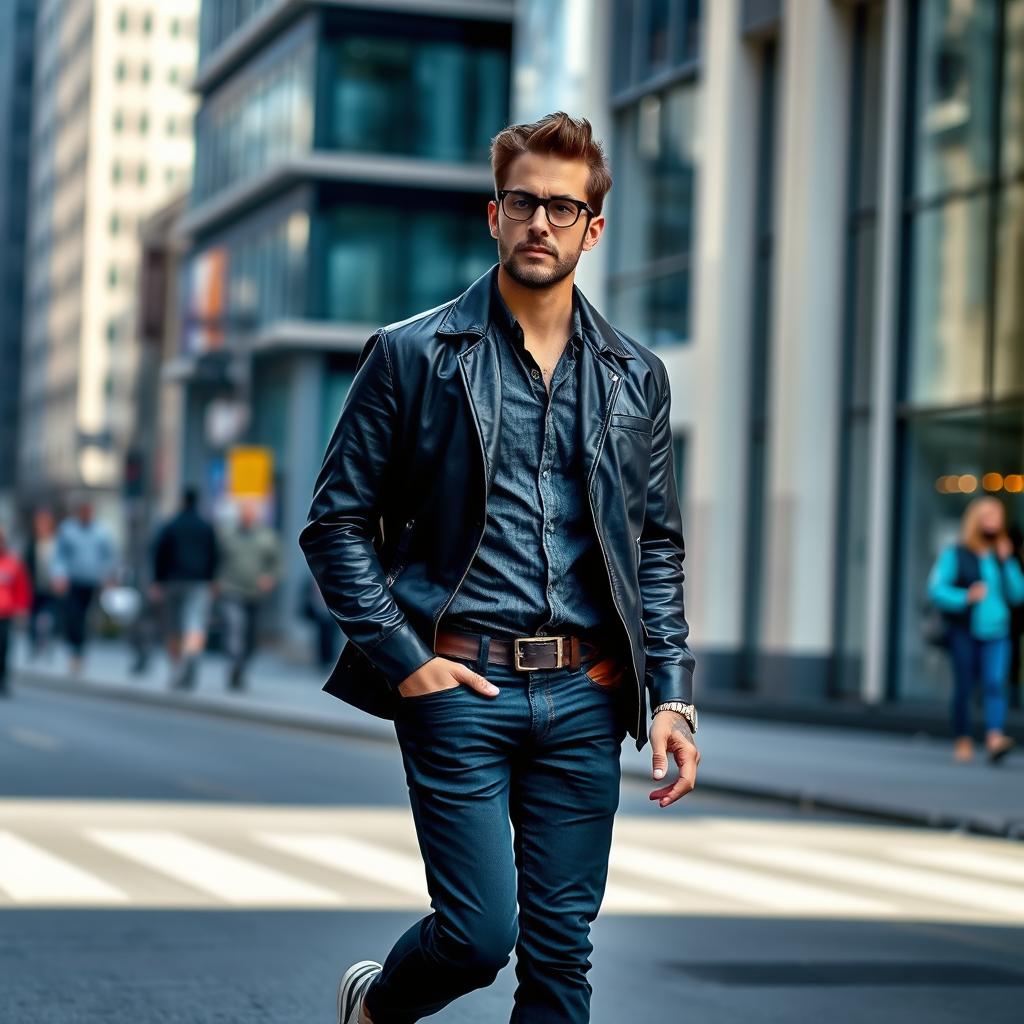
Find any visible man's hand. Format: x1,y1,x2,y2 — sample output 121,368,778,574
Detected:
649,711,700,808
397,656,501,699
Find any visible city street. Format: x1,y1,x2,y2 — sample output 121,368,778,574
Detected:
2,688,1023,1023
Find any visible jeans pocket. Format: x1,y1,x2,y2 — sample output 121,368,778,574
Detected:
398,681,465,705
582,656,626,695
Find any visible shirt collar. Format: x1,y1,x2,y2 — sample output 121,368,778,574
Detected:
490,271,583,357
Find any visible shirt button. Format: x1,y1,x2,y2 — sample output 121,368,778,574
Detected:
542,470,550,478
531,369,540,379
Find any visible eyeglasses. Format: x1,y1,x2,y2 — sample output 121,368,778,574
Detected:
496,189,595,228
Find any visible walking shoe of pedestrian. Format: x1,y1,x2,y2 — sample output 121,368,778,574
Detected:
302,112,699,1024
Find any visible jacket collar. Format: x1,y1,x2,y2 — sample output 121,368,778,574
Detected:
437,264,634,362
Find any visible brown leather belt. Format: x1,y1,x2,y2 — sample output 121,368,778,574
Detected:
436,629,600,672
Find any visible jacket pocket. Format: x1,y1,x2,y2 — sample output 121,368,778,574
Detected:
385,517,416,587
611,413,655,435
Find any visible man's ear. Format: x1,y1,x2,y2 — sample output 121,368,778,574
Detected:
581,215,605,253
487,200,499,239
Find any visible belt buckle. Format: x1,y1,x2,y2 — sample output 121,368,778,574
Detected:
513,635,564,671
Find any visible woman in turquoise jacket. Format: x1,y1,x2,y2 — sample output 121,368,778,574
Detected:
928,496,1024,763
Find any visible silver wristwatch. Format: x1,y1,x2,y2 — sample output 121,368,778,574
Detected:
651,701,698,734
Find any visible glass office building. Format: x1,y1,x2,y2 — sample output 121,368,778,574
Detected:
181,1,511,646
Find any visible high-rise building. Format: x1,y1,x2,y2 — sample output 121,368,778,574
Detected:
0,0,38,521
178,0,512,646
515,0,1024,724
19,0,199,524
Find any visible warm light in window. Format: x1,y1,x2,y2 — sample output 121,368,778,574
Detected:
1005,475,1024,493
957,474,978,493
982,472,1004,491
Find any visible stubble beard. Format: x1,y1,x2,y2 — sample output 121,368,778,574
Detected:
497,231,584,290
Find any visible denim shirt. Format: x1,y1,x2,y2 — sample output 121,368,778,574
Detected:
440,277,618,642
928,544,1024,640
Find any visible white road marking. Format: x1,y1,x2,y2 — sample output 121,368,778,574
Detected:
0,830,127,904
254,832,429,898
611,842,897,915
713,843,1024,917
886,845,1024,887
86,830,342,906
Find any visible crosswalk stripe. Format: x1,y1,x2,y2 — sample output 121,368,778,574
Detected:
887,846,1024,886
611,842,897,914
712,843,1024,916
253,833,430,898
0,830,127,904
87,830,342,906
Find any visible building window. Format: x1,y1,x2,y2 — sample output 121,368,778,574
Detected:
110,213,120,235
893,0,1024,706
143,12,152,34
608,84,697,347
139,112,149,134
171,17,180,37
613,0,700,95
118,9,128,32
138,163,147,184
169,67,179,84
108,265,118,288
112,161,122,183
115,60,126,81
141,62,150,84
113,110,123,132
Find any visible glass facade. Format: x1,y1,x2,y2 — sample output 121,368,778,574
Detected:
894,0,1024,704
320,190,495,325
183,191,311,354
198,0,278,65
608,0,700,348
323,31,508,163
193,15,510,206
193,17,315,205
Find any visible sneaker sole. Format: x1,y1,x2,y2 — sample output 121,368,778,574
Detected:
337,960,381,1024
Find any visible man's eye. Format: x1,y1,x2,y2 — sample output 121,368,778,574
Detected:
553,203,574,216
510,198,531,210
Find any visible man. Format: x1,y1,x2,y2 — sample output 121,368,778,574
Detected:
51,501,116,675
0,526,32,696
217,500,281,690
301,112,699,1024
151,488,219,690
25,507,59,659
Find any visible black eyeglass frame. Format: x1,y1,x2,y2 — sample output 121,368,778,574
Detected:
496,188,596,228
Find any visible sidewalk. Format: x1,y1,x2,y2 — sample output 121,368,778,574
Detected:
11,640,1024,839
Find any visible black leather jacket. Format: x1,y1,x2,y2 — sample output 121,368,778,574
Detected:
300,265,695,750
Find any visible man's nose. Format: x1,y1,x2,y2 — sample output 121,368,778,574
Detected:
527,204,550,233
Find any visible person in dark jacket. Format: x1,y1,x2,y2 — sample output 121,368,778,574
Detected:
151,488,218,690
303,113,699,1024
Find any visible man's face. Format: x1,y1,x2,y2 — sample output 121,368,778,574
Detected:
488,152,605,290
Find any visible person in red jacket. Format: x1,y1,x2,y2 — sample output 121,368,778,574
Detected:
0,526,32,696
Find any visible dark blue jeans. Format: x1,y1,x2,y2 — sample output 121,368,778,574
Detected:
363,654,628,1023
946,626,1012,736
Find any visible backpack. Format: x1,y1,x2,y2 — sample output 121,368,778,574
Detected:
922,544,980,648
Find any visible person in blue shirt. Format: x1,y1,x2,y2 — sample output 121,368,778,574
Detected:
928,496,1024,763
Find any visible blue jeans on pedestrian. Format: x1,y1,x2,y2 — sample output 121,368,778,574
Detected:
363,652,628,1024
946,626,1012,736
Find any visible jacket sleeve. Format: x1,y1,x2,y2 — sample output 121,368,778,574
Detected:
299,330,436,690
927,546,970,612
638,365,696,709
1001,556,1024,607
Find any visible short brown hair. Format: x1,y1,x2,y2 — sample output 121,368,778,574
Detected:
490,111,613,216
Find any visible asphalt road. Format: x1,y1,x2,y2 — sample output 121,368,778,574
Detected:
2,687,1023,1023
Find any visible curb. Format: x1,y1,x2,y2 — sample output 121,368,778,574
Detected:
14,669,1024,841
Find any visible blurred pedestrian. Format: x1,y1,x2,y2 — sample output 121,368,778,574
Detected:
928,495,1024,764
51,501,116,675
217,500,281,690
0,526,32,696
24,507,59,658
151,488,219,690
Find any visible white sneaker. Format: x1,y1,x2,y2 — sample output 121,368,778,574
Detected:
337,960,382,1024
